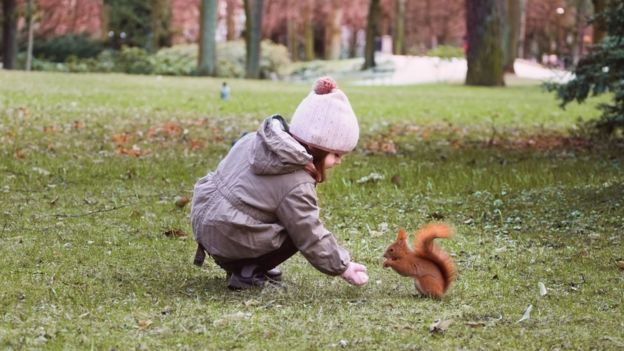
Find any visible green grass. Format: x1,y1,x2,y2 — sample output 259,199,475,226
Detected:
0,71,622,350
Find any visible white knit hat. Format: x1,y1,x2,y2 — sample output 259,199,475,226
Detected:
289,77,359,154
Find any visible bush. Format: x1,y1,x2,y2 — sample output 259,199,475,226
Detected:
216,40,292,78
113,46,155,74
31,34,104,62
26,40,291,79
425,45,465,59
153,45,197,75
216,41,246,78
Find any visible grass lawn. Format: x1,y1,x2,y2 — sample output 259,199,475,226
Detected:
0,71,622,350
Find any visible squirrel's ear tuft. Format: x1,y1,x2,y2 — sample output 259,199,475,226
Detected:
397,228,407,240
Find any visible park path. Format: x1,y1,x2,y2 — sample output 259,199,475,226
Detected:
357,54,573,85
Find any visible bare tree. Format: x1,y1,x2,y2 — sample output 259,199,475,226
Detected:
363,0,380,69
226,0,239,41
325,0,343,59
2,0,17,70
392,0,405,54
504,0,524,72
25,0,36,71
244,0,263,78
303,0,314,61
198,0,217,76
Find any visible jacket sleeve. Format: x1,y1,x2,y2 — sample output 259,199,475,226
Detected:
276,182,351,276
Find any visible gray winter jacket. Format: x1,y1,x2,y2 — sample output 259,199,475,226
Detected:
191,116,351,275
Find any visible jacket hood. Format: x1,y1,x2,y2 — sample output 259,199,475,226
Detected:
249,115,313,175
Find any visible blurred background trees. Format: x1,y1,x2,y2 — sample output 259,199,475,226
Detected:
0,0,612,85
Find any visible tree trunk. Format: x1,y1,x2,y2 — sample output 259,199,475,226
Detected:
517,0,526,58
362,0,380,70
226,0,237,41
244,0,263,78
465,0,505,86
348,26,358,58
25,0,35,71
198,0,218,76
573,0,589,65
425,0,434,48
392,0,405,55
503,0,521,73
591,0,608,44
303,0,314,61
324,0,342,60
287,9,298,61
150,0,169,52
2,0,18,70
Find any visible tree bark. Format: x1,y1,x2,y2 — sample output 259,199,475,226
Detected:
362,0,380,70
503,0,521,73
303,0,314,61
198,0,218,76
26,0,35,71
392,0,405,55
2,0,18,70
226,0,237,41
150,0,170,52
286,8,298,61
517,0,526,58
465,0,505,86
325,0,343,60
244,0,263,78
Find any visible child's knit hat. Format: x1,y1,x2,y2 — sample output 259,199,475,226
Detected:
289,77,359,154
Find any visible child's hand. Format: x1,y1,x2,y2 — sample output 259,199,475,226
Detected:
341,262,369,286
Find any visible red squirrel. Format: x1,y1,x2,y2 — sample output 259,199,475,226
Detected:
382,223,456,298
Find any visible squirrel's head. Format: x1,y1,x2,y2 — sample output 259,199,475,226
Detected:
382,228,410,267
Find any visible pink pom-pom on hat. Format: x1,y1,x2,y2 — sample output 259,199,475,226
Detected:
313,76,337,95
290,76,359,154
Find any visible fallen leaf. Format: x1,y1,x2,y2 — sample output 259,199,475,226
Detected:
174,196,190,208
116,145,149,157
429,319,453,334
32,167,51,176
73,120,85,130
356,172,385,184
14,148,26,160
163,228,187,237
391,174,401,186
43,125,58,134
378,222,389,232
189,139,204,151
137,319,153,331
538,282,548,297
112,133,132,146
517,304,533,323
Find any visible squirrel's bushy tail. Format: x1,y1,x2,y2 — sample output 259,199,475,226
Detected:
414,223,456,292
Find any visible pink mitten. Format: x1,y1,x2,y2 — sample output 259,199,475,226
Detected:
341,262,369,286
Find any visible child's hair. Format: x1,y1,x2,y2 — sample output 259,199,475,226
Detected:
303,145,329,183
